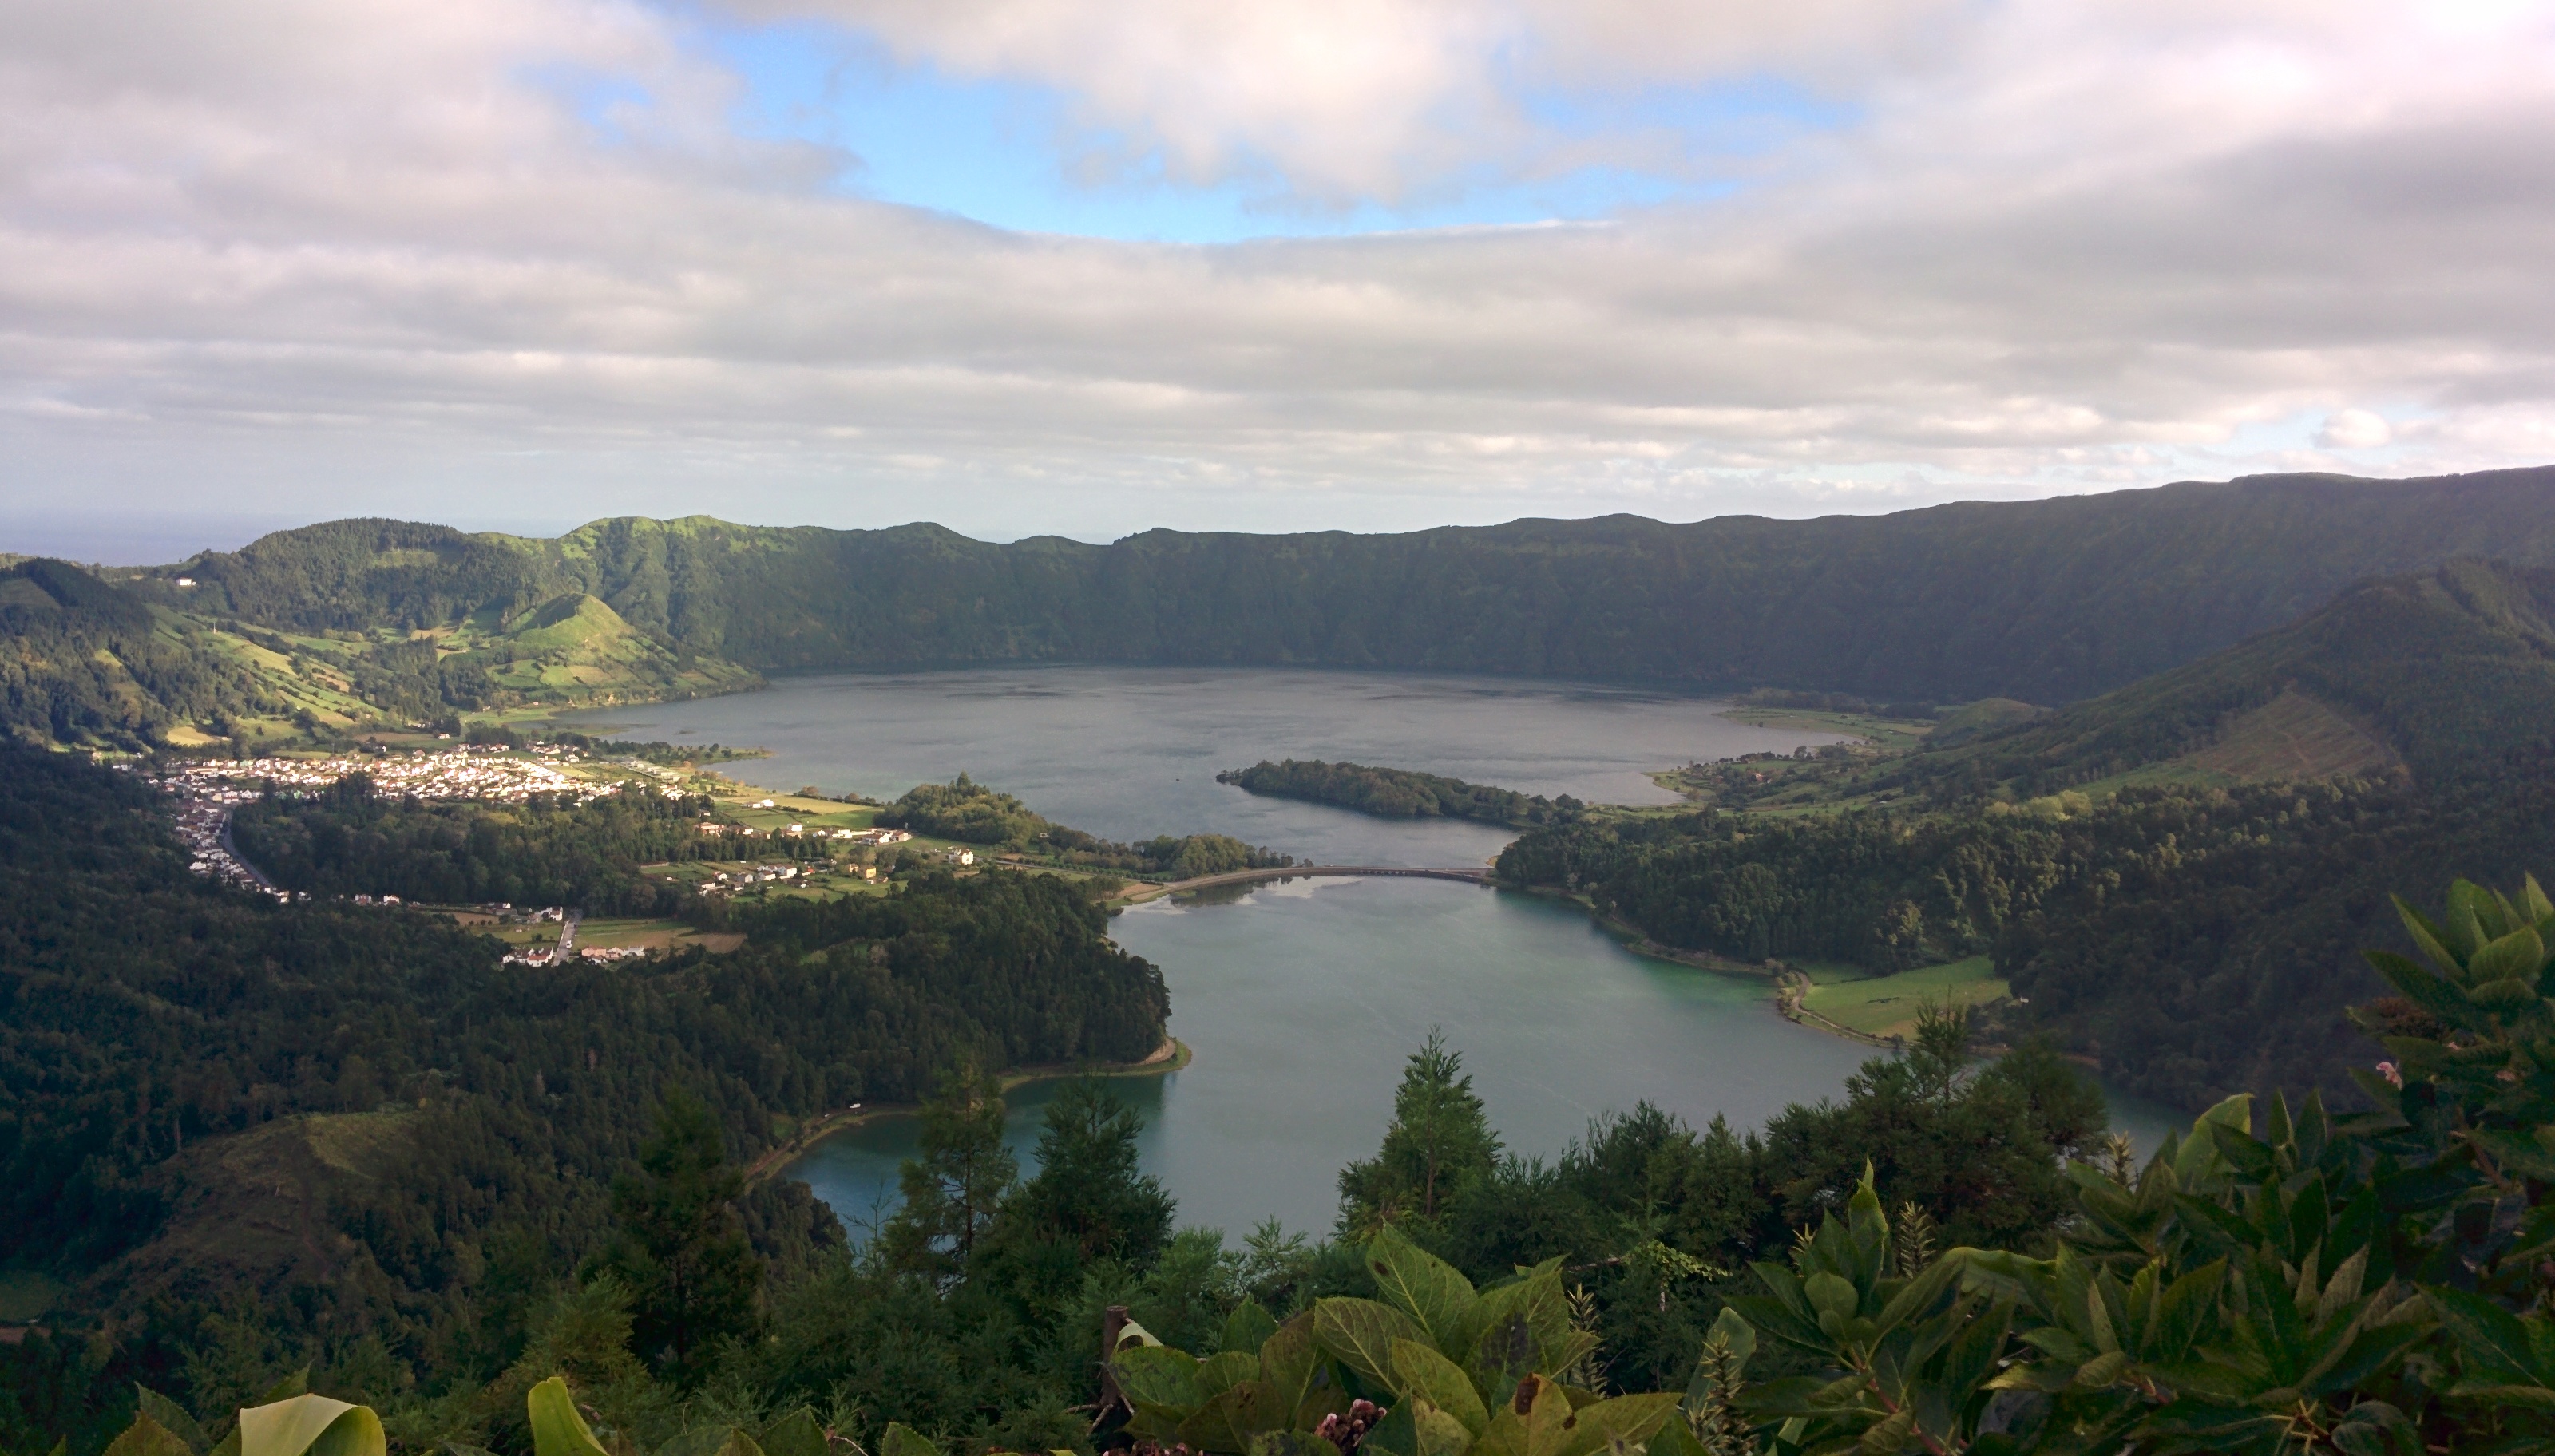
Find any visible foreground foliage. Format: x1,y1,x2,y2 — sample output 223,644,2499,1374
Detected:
1087,876,2555,1454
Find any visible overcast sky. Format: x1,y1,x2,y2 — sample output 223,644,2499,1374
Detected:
5,0,2552,560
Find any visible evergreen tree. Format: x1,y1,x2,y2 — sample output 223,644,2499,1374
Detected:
1337,1030,1502,1232
1000,1077,1175,1264
882,1064,1017,1280
588,1088,764,1378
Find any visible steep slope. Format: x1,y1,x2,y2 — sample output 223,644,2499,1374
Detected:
128,465,2555,703
0,560,259,748
1899,557,2555,793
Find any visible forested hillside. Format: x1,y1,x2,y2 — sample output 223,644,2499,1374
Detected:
0,746,1166,1442
1499,560,2555,1107
0,559,262,749
1891,556,2555,795
117,465,2555,704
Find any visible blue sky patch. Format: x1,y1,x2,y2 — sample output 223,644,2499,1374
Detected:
693,12,1842,243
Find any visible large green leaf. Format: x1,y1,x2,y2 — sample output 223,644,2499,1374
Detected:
236,1397,383,1456
2174,1095,2252,1186
1113,1345,1206,1415
1408,1403,1474,1456
1547,1393,1682,1456
878,1424,940,1456
1178,1378,1294,1454
1198,1351,1262,1399
1313,1298,1430,1386
1257,1318,1318,1410
1512,1375,1578,1456
2468,925,2547,987
755,1410,829,1456
1225,1300,1282,1356
2432,1286,2555,1394
1365,1226,1480,1355
1391,1338,1489,1434
104,1415,195,1456
525,1379,611,1456
136,1388,209,1455
1469,1262,1571,1360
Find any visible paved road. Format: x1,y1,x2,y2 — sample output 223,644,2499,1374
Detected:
216,813,282,892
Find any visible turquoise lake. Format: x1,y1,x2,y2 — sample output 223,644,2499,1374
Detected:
560,665,2179,1240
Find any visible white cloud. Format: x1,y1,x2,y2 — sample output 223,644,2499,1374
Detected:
2317,409,2394,449
1,0,2552,543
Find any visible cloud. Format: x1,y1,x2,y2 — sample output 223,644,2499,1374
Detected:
1,0,2552,541
2317,409,2394,449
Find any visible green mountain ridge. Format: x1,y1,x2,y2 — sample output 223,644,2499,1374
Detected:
11,464,2555,750
109,464,2555,701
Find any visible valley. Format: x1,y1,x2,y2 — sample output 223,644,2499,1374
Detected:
14,470,2555,1456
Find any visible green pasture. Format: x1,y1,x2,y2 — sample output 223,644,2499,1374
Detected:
1800,956,2009,1041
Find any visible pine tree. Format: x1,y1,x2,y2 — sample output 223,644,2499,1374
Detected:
1337,1029,1502,1232
1000,1076,1174,1264
882,1062,1018,1280
589,1087,764,1378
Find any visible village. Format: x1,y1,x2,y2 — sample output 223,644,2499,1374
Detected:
130,742,1000,969
149,744,628,804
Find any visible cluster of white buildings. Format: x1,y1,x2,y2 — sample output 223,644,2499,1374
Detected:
156,778,290,900
701,863,836,896
695,821,911,844
156,749,622,804
504,943,648,966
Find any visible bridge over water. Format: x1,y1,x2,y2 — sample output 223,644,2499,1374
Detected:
1131,864,1495,900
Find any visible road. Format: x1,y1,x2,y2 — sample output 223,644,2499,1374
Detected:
216,813,282,893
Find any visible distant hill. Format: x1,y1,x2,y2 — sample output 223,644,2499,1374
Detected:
114,465,2555,705
18,465,2555,748
0,559,256,749
0,559,760,750
1899,557,2555,793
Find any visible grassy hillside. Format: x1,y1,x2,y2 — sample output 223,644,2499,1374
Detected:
476,592,762,706
0,557,763,749
114,465,2555,705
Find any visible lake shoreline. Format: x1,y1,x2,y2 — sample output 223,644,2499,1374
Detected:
749,1036,1192,1187
1499,881,1927,1050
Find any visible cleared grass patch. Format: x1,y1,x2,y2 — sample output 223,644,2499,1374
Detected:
1803,956,2009,1041
576,916,747,952
2180,689,2400,781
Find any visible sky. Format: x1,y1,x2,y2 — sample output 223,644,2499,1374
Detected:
4,0,2553,560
